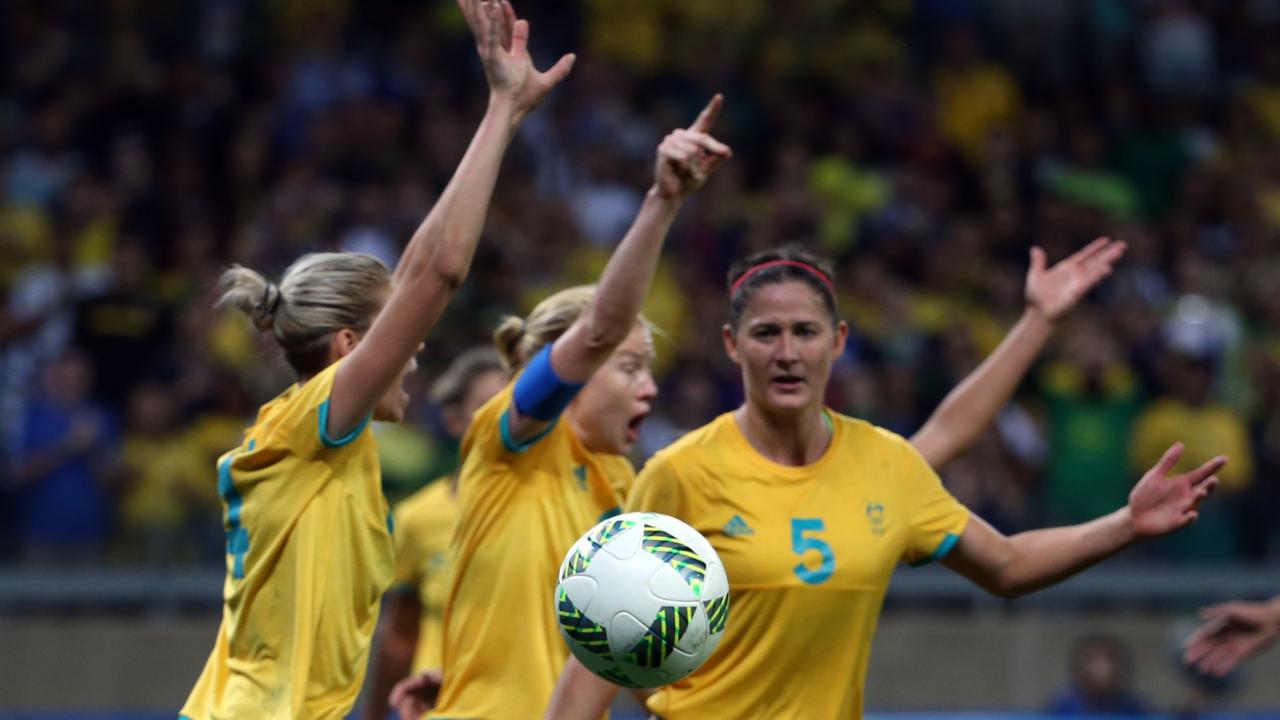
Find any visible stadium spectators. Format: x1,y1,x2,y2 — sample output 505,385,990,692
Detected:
2,0,1279,565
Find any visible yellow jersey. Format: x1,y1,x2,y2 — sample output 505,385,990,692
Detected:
392,477,459,671
180,359,395,720
432,381,634,719
625,412,970,720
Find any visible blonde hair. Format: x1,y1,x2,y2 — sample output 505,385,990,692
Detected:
494,286,596,372
217,252,391,375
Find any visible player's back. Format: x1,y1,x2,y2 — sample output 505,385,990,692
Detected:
180,359,394,720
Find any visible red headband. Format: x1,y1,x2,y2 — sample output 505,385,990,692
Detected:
730,260,835,298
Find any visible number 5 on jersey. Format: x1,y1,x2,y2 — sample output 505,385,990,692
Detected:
791,518,834,584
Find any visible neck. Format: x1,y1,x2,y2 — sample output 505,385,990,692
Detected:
733,401,830,467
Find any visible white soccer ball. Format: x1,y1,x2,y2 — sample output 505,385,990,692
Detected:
555,512,730,688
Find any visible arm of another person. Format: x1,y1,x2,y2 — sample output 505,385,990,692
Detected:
326,0,575,437
1184,595,1280,677
941,443,1224,598
361,591,422,720
911,238,1126,468
505,96,731,443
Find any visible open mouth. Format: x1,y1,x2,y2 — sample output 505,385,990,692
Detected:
625,411,649,443
771,375,805,392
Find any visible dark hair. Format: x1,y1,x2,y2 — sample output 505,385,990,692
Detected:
429,347,506,409
725,244,838,331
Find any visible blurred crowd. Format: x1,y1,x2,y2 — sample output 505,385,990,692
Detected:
2,0,1279,567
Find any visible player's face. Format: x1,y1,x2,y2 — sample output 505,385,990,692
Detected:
724,280,847,416
373,343,423,422
569,323,658,455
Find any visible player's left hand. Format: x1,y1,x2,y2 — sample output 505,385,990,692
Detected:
652,94,732,199
1025,237,1127,322
459,0,575,121
1183,599,1280,676
390,669,443,719
1127,443,1225,538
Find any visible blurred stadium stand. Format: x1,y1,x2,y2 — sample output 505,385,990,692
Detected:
3,0,1280,716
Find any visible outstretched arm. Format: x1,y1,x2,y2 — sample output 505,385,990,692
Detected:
942,443,1223,598
327,0,574,437
506,95,731,443
911,238,1126,468
1184,596,1280,677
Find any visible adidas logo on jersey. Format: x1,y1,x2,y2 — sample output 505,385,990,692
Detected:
722,514,755,537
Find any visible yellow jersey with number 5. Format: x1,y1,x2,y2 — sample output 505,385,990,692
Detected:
180,359,394,720
625,411,970,720
432,381,633,720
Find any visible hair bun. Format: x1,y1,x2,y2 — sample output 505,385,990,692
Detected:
254,283,282,330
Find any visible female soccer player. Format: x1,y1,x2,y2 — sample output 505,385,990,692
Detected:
394,97,731,720
362,348,507,720
178,2,574,718
549,244,1225,720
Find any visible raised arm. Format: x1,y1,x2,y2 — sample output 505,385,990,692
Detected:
911,237,1126,468
505,95,731,443
325,0,574,437
941,443,1223,598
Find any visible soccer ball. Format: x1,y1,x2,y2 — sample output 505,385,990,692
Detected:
555,512,730,689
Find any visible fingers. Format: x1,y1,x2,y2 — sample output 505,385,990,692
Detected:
1064,236,1112,266
1199,643,1245,677
484,1,501,55
458,0,481,39
509,17,528,56
688,93,725,133
1149,442,1185,479
1028,246,1046,277
540,52,576,87
1200,602,1242,622
1181,455,1228,486
500,0,516,50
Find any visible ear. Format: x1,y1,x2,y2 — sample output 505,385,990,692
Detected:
331,328,362,360
722,324,741,365
833,320,849,358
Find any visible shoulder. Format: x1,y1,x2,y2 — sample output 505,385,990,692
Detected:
831,412,916,459
460,380,520,457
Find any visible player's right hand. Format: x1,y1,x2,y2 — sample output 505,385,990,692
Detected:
459,0,574,120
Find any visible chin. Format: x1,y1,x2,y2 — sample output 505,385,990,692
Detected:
765,392,812,413
374,405,405,423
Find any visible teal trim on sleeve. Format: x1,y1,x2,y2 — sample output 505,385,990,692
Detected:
909,531,961,567
318,398,372,449
499,407,557,453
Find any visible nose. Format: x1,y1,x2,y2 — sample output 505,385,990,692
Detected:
636,369,658,402
776,331,800,364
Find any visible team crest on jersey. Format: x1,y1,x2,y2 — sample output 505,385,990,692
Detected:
866,502,886,537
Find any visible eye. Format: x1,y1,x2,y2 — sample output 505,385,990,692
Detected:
795,324,818,337
752,326,779,340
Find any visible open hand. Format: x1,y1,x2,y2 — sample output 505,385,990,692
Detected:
652,94,732,199
459,0,574,120
390,669,443,719
1183,598,1280,677
1026,237,1127,322
1128,443,1224,538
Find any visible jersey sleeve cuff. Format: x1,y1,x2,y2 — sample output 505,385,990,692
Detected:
499,407,558,454
318,399,372,449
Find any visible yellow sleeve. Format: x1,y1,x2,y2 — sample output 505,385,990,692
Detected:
277,359,371,460
624,454,688,519
897,439,971,566
1214,411,1254,491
